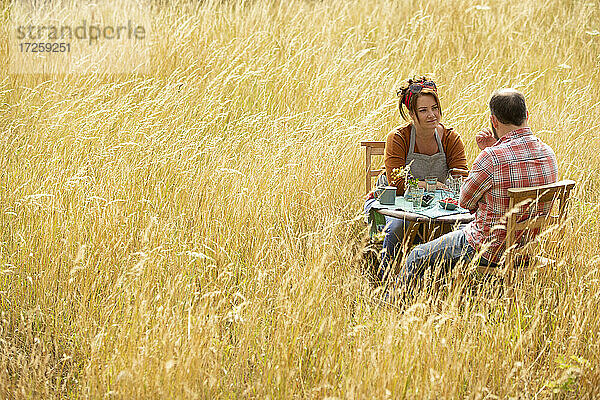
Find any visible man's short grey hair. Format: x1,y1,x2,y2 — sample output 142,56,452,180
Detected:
489,89,527,126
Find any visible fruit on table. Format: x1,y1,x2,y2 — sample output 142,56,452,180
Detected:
439,197,459,209
440,197,458,205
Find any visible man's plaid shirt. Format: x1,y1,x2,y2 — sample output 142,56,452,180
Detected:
459,127,558,263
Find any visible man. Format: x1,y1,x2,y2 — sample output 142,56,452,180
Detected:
399,89,558,287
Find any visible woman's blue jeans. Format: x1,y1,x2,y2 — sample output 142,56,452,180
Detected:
365,199,408,280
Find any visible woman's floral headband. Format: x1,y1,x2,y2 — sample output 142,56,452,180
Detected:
399,80,438,109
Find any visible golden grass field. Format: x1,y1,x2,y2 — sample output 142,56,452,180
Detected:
1,0,600,398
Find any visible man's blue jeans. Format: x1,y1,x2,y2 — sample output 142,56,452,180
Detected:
400,228,479,288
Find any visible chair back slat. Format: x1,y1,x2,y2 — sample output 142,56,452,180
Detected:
360,141,386,148
513,215,559,232
507,180,575,204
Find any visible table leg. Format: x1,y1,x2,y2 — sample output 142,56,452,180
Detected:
425,221,440,242
403,221,420,249
424,221,457,242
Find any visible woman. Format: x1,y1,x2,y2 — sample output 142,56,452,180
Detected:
366,77,468,280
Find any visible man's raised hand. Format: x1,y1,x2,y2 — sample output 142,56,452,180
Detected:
475,127,497,150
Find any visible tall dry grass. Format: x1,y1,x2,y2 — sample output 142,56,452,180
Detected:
1,0,600,398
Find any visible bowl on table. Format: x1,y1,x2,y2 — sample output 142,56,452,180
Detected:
439,197,459,210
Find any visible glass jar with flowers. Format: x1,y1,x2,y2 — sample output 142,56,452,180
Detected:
391,161,420,202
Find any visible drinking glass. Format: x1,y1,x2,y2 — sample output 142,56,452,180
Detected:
425,176,437,192
412,187,425,209
452,176,463,198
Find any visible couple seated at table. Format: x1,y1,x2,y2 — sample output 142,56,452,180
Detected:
365,77,558,289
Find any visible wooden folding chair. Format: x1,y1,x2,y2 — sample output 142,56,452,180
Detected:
360,141,386,194
474,179,576,296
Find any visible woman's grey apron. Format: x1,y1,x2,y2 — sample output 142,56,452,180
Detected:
405,125,448,183
375,126,448,187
